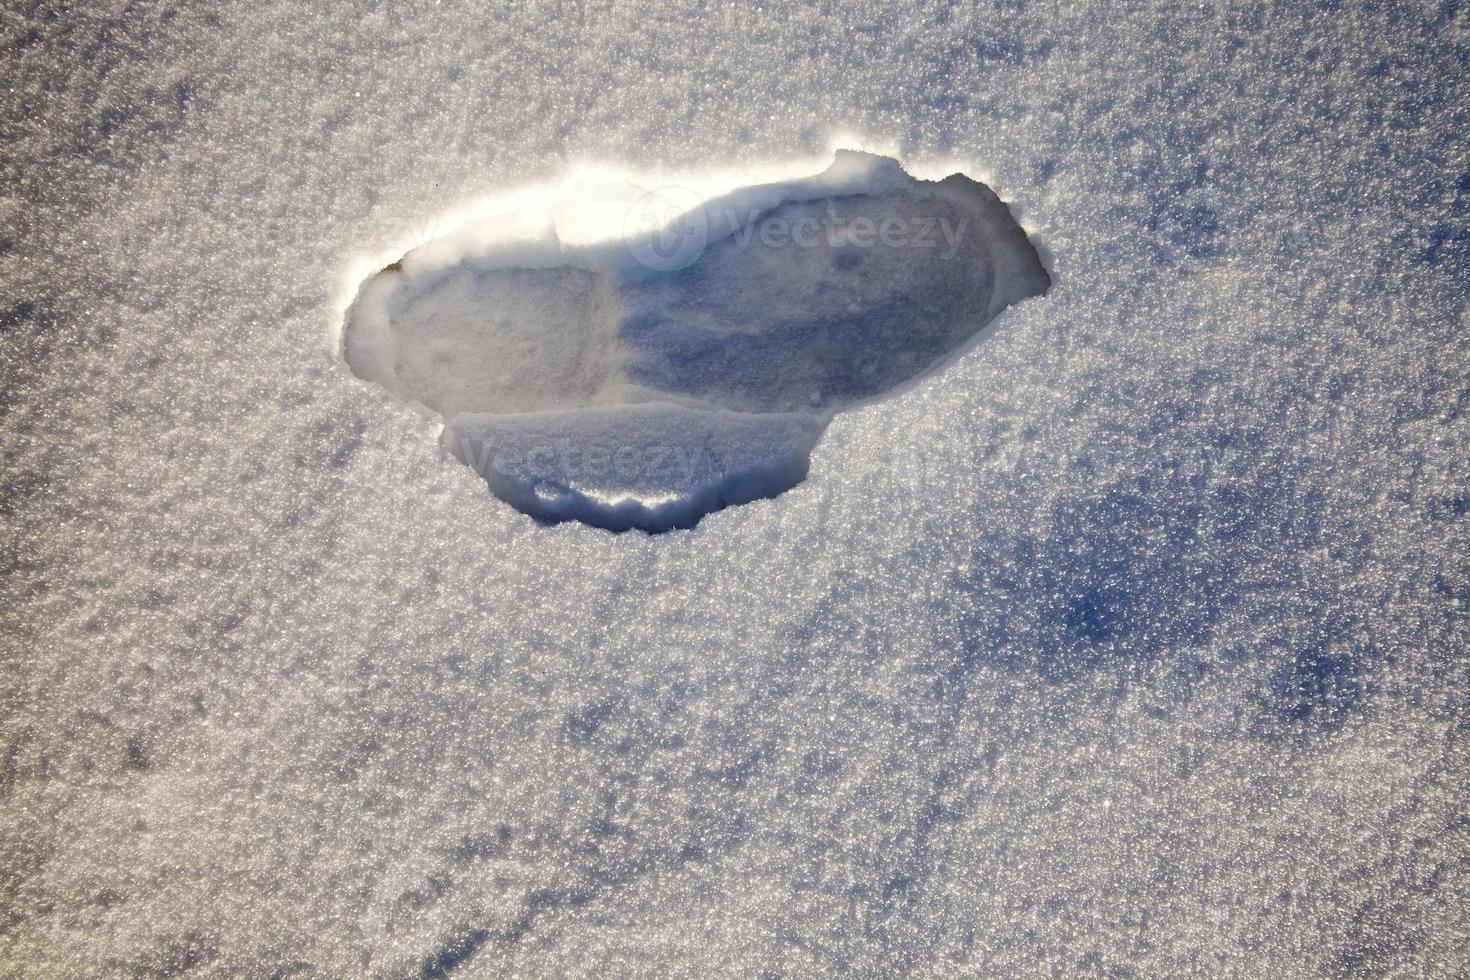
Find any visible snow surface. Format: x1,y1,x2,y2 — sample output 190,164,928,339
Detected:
344,152,1048,530
3,0,1469,976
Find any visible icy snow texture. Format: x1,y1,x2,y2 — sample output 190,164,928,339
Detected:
2,0,1469,977
343,152,1048,530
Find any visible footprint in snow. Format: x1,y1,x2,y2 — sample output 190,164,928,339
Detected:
342,150,1049,532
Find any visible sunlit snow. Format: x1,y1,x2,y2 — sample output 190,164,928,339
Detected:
1,1,1467,976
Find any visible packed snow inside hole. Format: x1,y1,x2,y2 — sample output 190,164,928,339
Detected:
341,151,1050,531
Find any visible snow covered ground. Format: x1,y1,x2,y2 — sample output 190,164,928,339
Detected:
2,0,1468,975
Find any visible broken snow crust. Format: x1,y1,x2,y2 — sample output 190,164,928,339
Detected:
343,151,1048,530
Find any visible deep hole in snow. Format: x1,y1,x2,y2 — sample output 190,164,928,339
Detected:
341,151,1050,532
